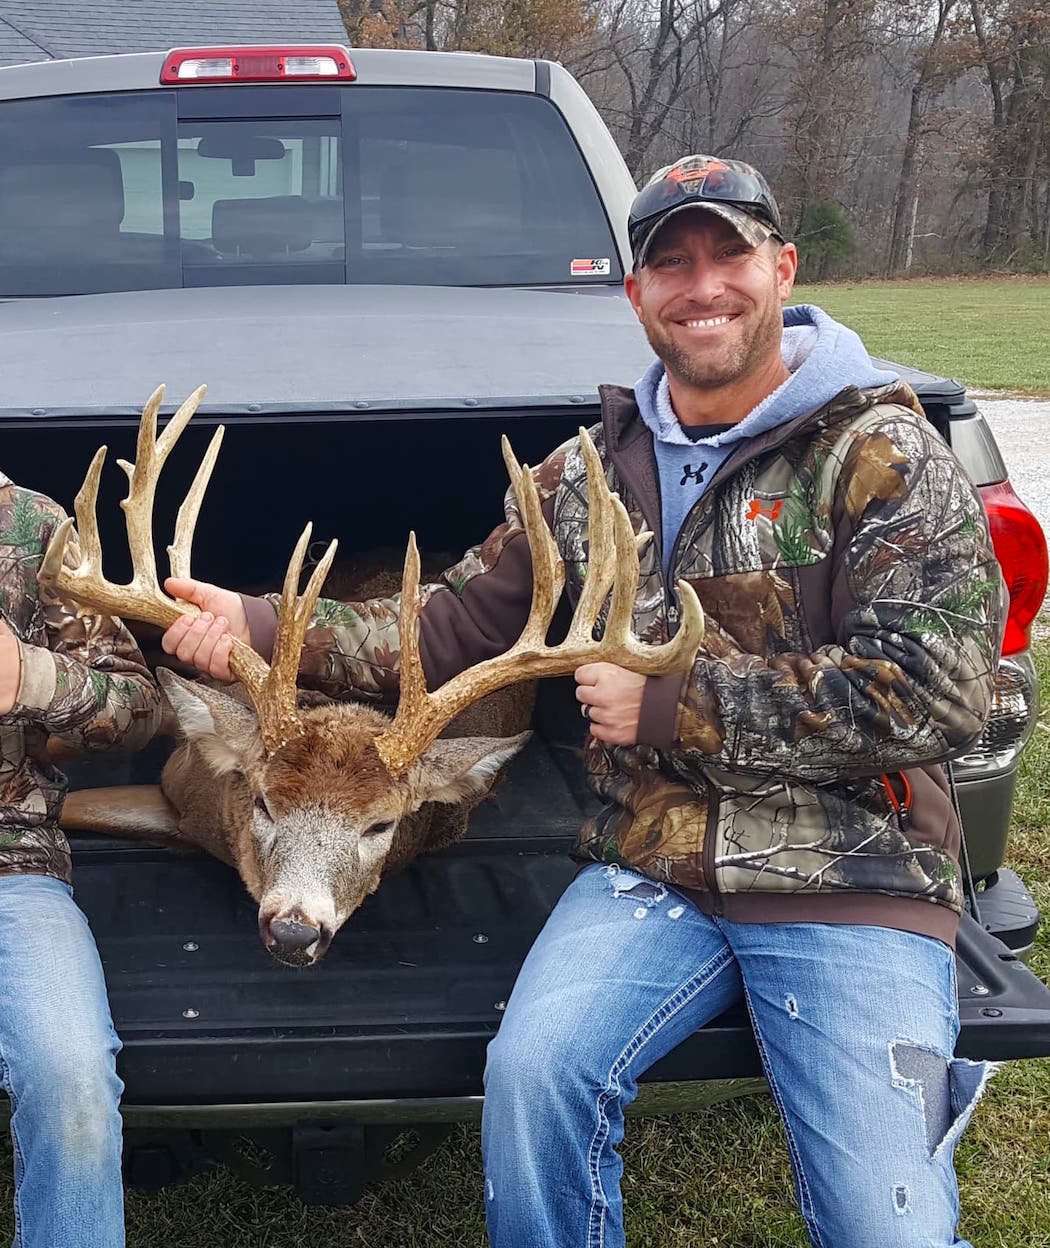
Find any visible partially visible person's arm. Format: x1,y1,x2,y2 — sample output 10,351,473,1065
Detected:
0,498,162,750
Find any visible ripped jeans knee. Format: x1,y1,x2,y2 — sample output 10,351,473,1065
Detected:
889,1039,997,1163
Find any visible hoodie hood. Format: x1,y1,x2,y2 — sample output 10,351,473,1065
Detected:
635,303,899,449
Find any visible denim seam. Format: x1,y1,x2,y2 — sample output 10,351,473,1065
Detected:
740,977,825,1248
585,943,736,1248
0,1051,26,1248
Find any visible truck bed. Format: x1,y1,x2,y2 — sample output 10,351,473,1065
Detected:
66,731,1050,1113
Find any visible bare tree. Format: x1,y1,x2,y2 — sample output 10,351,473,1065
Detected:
885,0,963,273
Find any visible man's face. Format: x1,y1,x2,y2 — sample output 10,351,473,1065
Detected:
624,211,798,391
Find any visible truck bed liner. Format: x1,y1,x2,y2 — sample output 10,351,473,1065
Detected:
66,738,1050,1108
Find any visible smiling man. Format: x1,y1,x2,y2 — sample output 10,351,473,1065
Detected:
164,155,1004,1247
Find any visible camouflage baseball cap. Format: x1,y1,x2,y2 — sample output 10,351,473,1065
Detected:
629,155,785,267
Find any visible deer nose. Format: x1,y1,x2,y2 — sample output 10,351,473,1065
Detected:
268,918,321,954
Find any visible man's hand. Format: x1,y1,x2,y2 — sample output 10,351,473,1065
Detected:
0,621,20,715
161,578,249,682
575,662,646,746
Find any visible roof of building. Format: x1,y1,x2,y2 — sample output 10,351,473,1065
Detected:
0,0,348,67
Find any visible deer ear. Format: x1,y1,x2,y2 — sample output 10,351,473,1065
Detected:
156,668,262,776
409,731,531,808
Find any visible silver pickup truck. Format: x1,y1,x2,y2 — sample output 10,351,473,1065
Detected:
1,43,1048,1206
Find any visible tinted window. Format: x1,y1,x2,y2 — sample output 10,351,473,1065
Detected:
0,92,179,296
0,87,619,296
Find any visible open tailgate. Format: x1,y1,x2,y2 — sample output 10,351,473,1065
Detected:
68,739,1050,1108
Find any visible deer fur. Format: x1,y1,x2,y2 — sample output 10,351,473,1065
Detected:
154,668,527,966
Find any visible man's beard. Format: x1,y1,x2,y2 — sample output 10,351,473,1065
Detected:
642,297,782,390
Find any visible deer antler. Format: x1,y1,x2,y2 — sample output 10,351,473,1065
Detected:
375,428,705,775
39,384,336,754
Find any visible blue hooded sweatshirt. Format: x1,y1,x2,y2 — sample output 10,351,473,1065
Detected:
634,304,899,575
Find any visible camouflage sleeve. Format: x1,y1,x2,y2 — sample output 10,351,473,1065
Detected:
9,501,162,750
665,412,1006,782
247,441,573,702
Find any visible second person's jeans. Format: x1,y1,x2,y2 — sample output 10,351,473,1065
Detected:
0,874,124,1248
482,863,993,1248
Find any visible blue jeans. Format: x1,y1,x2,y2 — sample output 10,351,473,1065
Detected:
0,875,124,1248
482,864,993,1248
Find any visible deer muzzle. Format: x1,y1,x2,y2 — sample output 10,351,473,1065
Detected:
259,910,334,967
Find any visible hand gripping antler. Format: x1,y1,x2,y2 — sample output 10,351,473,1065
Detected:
374,428,705,775
39,384,337,753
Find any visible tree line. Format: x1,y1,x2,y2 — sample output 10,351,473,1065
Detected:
336,0,1050,280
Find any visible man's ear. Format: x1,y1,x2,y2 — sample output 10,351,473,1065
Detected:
776,240,799,301
156,668,262,776
407,732,531,809
624,267,643,318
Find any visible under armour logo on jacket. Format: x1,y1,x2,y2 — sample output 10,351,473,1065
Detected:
680,462,708,487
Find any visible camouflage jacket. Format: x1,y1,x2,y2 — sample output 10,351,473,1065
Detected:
0,477,161,883
246,381,1005,947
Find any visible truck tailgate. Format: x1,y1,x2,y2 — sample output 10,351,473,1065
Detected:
71,823,1050,1108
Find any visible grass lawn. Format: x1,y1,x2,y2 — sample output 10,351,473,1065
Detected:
792,277,1050,396
1,645,1047,1246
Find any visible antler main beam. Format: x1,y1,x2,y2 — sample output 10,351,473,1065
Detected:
39,384,337,754
375,428,704,775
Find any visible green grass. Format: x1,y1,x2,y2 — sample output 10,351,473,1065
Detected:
1,649,1048,1245
792,277,1050,395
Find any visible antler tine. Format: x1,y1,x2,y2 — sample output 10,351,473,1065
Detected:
254,524,339,752
395,531,428,712
168,425,224,581
117,383,208,596
40,443,109,592
116,384,165,591
604,496,645,645
72,445,108,572
39,515,76,588
157,383,208,459
501,438,564,649
564,428,615,646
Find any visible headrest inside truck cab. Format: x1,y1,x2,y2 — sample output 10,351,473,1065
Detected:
0,148,126,255
211,196,316,257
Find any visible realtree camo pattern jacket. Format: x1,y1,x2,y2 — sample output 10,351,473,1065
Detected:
247,381,1005,947
0,476,161,883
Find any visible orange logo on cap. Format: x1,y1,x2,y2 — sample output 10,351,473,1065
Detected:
666,158,729,186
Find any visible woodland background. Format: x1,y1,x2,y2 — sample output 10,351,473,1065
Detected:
333,0,1050,280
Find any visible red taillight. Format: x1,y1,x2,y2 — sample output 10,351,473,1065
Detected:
160,45,356,84
980,481,1049,656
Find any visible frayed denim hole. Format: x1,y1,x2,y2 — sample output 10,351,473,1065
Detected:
932,1058,997,1162
602,867,668,909
890,1041,996,1160
890,1041,952,1156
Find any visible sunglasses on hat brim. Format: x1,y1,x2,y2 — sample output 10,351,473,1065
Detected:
630,201,783,267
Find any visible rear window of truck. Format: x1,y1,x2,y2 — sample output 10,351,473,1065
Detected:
0,86,621,296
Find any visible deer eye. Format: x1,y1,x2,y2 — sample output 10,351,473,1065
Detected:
254,794,275,822
364,819,396,838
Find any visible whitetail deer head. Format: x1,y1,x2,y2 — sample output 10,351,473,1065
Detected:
42,386,704,966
